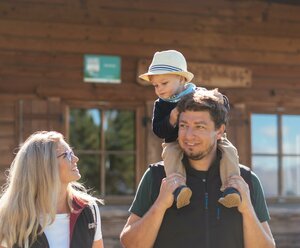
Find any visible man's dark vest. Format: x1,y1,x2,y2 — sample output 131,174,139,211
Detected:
14,198,97,248
150,155,253,248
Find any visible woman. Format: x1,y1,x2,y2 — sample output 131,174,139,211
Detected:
0,131,104,248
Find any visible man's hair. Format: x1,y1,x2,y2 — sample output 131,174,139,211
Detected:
177,88,229,129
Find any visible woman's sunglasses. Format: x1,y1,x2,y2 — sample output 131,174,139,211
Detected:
57,150,74,162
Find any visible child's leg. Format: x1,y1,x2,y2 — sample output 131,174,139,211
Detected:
218,134,240,191
218,134,241,208
162,141,185,177
162,142,192,208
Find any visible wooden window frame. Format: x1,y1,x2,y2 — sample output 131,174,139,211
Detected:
248,106,300,203
65,100,146,205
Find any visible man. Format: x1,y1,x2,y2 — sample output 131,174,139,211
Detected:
120,88,275,248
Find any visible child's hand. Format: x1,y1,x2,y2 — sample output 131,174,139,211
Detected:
169,108,179,127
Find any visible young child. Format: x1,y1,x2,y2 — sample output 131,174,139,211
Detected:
139,49,241,209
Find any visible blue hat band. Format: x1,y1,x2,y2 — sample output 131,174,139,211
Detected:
149,64,184,73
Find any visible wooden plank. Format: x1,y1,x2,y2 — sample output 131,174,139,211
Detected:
1,20,300,53
0,137,15,151
90,1,300,24
0,94,36,101
10,0,66,4
34,80,300,106
267,3,300,22
96,0,265,18
1,65,300,101
226,105,250,165
145,101,162,165
0,169,7,186
48,99,62,114
22,119,33,141
249,64,300,78
251,78,300,89
0,63,79,80
0,1,299,39
0,103,15,121
191,63,252,88
0,131,16,168
0,50,136,74
0,123,15,136
0,50,299,83
1,34,300,66
0,66,136,91
19,99,66,135
137,59,252,88
1,72,300,102
0,151,14,167
220,88,300,107
5,0,299,26
0,64,129,83
0,2,89,24
31,120,49,132
31,99,48,114
0,50,81,68
0,69,138,91
36,82,156,102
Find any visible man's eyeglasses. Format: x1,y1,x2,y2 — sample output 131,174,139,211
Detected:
57,150,74,162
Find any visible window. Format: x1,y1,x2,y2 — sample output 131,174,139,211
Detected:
251,113,300,199
69,108,136,198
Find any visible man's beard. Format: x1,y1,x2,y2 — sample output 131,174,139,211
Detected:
184,140,216,161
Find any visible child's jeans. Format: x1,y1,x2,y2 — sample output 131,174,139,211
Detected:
162,133,240,192
162,141,185,179
218,134,240,191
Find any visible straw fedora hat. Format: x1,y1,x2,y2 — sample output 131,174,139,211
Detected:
139,50,194,83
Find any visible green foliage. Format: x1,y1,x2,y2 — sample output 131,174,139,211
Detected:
105,110,135,150
69,108,135,196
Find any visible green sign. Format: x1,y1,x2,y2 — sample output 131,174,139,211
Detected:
84,55,121,83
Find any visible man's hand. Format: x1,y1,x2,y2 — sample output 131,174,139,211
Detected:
155,173,186,210
225,175,253,214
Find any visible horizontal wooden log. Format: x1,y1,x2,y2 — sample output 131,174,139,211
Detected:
221,88,300,108
2,50,300,87
2,0,300,24
1,34,300,66
0,123,15,137
0,137,15,152
138,59,252,88
0,153,14,168
0,103,15,121
28,80,300,107
35,82,156,102
1,20,300,54
98,0,300,23
0,2,300,38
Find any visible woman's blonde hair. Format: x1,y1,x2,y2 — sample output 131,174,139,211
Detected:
0,131,102,247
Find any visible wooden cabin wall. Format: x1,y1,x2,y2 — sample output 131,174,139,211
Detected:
1,1,300,247
0,1,300,99
0,0,300,179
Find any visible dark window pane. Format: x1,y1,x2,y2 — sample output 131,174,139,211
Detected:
282,115,300,155
105,110,135,151
282,156,300,196
105,154,135,195
70,109,101,150
77,153,101,194
252,156,278,197
251,114,277,154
